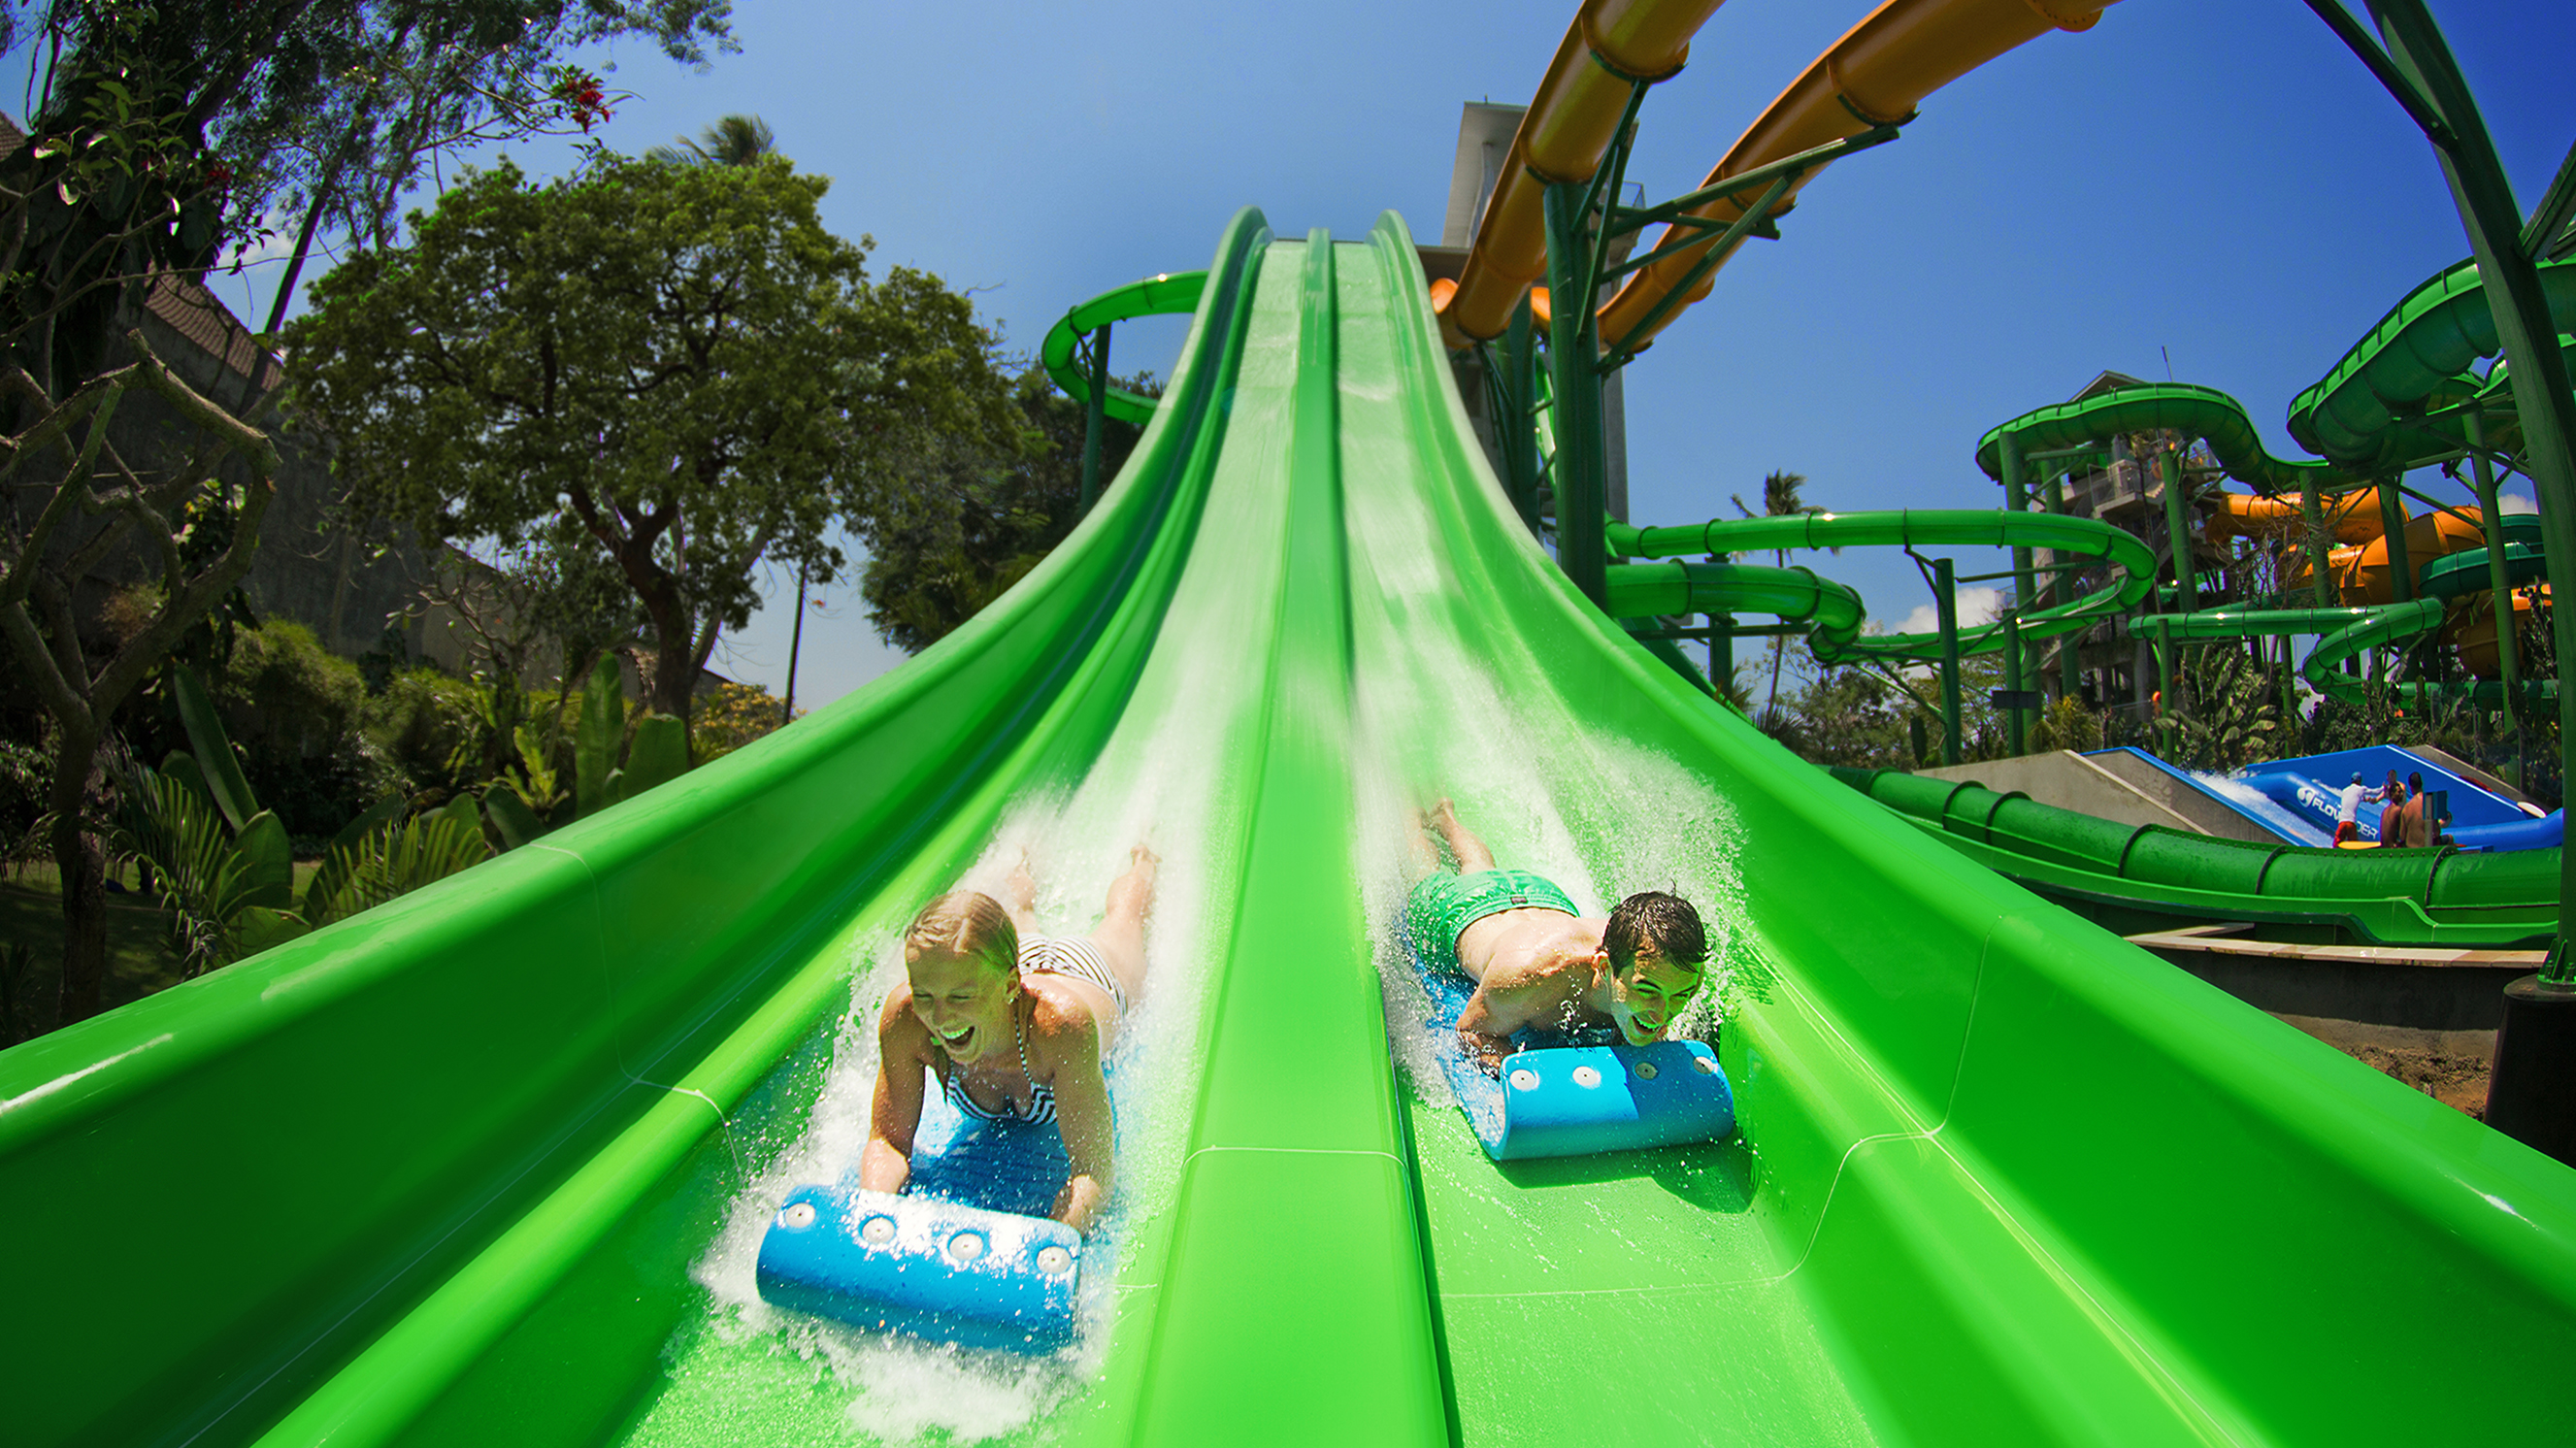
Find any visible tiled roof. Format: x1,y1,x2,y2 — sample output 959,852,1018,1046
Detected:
144,274,281,390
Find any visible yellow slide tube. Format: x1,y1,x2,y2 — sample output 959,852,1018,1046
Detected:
1437,0,1725,343
2202,489,2383,545
1592,0,2113,352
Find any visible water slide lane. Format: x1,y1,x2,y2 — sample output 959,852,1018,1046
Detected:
1115,233,1444,1446
1354,210,2576,1442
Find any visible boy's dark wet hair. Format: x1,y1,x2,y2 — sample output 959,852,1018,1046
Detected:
1604,892,1707,975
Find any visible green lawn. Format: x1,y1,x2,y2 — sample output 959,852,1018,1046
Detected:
0,858,325,1044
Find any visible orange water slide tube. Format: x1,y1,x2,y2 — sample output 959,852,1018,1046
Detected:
1432,0,1727,344
2276,504,2496,605
2453,587,2541,678
2338,507,2496,605
2202,489,2382,545
1588,0,2116,353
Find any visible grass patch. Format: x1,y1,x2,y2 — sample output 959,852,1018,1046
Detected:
0,854,330,1043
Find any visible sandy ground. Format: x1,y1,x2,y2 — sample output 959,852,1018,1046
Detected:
2274,1012,2494,1118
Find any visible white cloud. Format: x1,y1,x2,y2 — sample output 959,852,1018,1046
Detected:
2500,491,2537,514
1897,584,2001,637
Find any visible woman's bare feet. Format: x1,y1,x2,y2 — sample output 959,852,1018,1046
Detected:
1095,840,1158,1010
1004,849,1040,935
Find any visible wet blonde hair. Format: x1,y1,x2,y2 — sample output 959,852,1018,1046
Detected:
905,890,1019,975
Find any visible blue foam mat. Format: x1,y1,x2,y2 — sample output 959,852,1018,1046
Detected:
1404,925,1734,1160
753,1070,1093,1350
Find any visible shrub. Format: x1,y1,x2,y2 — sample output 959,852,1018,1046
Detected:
213,623,403,839
693,680,794,764
364,668,488,801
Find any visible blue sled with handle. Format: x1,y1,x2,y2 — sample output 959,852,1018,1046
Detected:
1410,939,1734,1159
756,1183,1082,1352
1477,1038,1734,1159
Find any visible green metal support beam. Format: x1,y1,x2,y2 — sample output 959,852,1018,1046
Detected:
2302,486,2336,607
1935,556,1963,766
1079,324,1111,514
2377,476,2414,602
2003,610,2027,757
2160,445,2196,612
2465,410,2525,732
1542,182,1610,606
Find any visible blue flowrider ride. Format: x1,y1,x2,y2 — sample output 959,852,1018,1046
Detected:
756,1083,1086,1352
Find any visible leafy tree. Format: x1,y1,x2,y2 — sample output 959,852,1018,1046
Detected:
1765,663,1912,770
0,334,281,1024
2168,646,2281,773
859,366,1152,652
287,152,1022,737
2027,695,2105,754
692,678,788,761
2,0,738,339
408,541,644,785
646,113,774,168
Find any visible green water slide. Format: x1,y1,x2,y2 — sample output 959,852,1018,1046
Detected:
1609,510,2155,663
1976,380,2362,492
2290,254,2576,470
8,213,2576,1448
1833,765,2557,949
1979,255,2576,703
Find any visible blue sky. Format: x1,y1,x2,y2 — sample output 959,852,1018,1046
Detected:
190,1,2576,707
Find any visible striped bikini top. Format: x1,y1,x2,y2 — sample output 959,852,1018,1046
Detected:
941,990,1054,1127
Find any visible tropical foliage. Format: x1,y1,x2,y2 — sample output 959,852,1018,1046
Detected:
860,366,1154,652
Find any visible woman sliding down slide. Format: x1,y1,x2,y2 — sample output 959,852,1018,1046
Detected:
861,844,1157,1234
1406,800,1707,1076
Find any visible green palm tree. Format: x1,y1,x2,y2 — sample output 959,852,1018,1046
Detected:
1731,470,1819,723
646,114,776,167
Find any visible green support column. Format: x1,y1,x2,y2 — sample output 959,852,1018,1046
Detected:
2465,411,2523,731
1935,557,1964,766
2042,465,2081,701
2003,610,2027,757
1711,614,1735,703
2377,476,2414,601
2302,487,2336,607
1501,294,1540,536
1078,324,1112,514
1540,182,1609,606
2160,445,2196,612
2155,617,2178,759
1999,429,2037,621
2000,431,2047,716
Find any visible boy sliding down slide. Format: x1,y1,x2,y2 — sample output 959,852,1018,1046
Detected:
1405,800,1708,1077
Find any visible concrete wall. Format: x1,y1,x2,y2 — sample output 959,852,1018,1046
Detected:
1914,750,2223,837
2082,750,2288,844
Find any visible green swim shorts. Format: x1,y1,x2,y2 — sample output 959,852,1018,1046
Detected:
1404,869,1578,968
